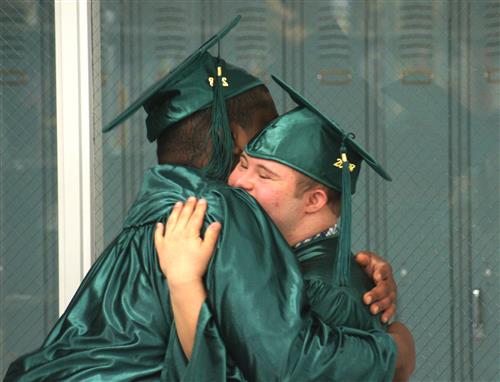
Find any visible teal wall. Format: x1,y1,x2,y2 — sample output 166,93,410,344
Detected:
96,1,499,380
1,1,497,380
0,1,58,378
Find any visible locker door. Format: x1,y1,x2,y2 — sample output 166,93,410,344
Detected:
379,1,454,380
208,0,285,108
302,1,380,252
468,2,499,381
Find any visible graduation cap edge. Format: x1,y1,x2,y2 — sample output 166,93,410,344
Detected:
102,15,242,133
271,74,392,182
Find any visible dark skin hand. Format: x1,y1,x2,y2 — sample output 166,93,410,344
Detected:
355,251,397,324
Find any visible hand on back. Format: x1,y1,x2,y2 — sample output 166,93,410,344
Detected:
154,197,221,287
355,251,397,323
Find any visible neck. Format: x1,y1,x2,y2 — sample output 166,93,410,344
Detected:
286,208,339,247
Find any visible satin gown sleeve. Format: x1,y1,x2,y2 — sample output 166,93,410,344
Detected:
298,235,387,331
5,224,173,382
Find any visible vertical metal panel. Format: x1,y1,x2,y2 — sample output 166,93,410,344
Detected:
97,0,127,247
380,1,453,380
366,0,389,255
91,0,104,259
0,1,58,377
449,1,472,378
469,2,500,381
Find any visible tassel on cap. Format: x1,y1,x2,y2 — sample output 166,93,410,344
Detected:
334,133,355,286
204,44,234,180
244,76,392,286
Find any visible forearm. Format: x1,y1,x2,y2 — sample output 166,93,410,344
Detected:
388,322,416,382
168,279,206,359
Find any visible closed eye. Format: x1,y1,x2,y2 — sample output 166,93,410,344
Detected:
258,172,271,179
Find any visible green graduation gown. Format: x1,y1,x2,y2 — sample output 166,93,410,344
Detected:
5,165,395,381
297,233,386,331
166,230,392,381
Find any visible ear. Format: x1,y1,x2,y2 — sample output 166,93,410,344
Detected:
230,123,252,155
304,188,328,213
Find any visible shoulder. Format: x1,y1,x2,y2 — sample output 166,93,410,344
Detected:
204,186,274,230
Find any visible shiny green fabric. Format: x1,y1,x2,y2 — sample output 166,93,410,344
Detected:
297,235,386,331
6,165,396,381
249,75,392,186
143,53,261,144
246,105,364,193
166,231,394,381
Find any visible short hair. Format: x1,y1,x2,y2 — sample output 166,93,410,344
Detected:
156,85,277,167
294,173,341,215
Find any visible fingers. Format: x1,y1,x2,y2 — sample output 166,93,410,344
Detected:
364,282,395,305
166,201,183,234
354,252,371,269
188,198,208,236
202,222,222,253
176,197,198,230
381,304,396,324
154,222,166,247
370,295,394,314
373,266,391,284
165,197,210,238
364,284,397,321
355,251,394,281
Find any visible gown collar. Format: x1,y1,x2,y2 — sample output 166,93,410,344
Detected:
293,223,339,250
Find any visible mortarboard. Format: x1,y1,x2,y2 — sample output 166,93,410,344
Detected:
245,75,392,286
103,15,263,180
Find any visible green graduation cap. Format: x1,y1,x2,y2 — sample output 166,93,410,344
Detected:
246,75,392,286
103,15,263,180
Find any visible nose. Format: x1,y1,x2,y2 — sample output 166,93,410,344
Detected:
232,173,254,192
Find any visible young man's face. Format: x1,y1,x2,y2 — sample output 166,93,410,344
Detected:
228,152,306,243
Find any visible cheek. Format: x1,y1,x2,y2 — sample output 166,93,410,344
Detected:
254,187,282,212
271,198,281,209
